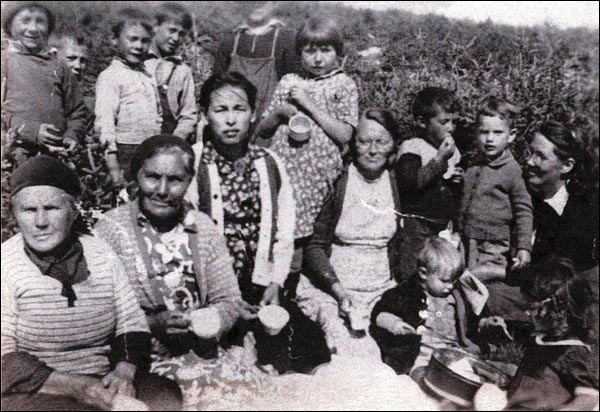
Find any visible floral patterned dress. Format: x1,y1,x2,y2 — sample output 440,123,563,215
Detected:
201,140,266,285
264,69,359,238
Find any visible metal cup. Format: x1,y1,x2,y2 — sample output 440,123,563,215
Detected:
288,113,312,142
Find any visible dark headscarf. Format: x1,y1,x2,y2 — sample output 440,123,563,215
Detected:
11,155,81,198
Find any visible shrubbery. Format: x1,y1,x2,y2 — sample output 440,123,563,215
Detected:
2,1,598,241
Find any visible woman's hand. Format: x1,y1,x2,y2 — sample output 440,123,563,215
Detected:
41,372,114,410
289,86,316,113
102,361,137,399
260,282,281,306
331,283,352,320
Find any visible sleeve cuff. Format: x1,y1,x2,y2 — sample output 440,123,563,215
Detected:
111,332,151,372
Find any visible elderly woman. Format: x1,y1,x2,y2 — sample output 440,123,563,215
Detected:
93,136,243,383
486,120,599,325
186,72,330,374
296,109,402,357
1,156,181,411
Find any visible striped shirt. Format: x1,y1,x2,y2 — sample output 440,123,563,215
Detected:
1,234,149,376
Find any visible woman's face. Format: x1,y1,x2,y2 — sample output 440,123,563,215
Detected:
526,132,573,196
137,150,191,221
354,118,395,177
205,85,255,147
13,185,77,253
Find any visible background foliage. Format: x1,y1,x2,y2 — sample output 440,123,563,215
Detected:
2,1,599,241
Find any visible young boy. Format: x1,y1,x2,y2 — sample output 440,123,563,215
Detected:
50,30,95,127
94,8,162,185
395,87,464,282
370,237,483,377
145,3,198,140
1,3,87,165
459,97,533,282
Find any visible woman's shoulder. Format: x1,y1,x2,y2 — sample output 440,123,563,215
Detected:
1,234,25,267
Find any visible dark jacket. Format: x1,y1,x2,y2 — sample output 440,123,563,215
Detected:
531,191,599,271
303,166,402,290
369,277,481,375
459,150,533,251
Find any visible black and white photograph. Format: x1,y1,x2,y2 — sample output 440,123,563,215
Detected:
1,1,598,410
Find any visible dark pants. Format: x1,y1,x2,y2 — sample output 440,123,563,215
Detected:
223,282,331,374
1,371,182,411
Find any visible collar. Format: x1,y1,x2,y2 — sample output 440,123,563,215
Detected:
113,57,151,74
535,334,591,349
483,149,514,168
304,68,344,82
24,236,79,272
136,201,197,234
237,18,284,35
8,40,53,59
147,44,183,63
543,184,569,216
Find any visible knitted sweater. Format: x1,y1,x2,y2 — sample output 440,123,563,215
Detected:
1,46,87,146
94,202,241,337
1,234,149,376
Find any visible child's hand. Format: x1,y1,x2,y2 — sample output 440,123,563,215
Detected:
63,137,78,152
376,312,417,335
38,123,63,147
289,85,315,113
276,103,299,123
449,166,464,184
240,300,260,321
511,249,531,270
105,153,123,186
435,136,456,162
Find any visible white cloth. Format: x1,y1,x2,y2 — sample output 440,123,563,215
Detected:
544,183,569,216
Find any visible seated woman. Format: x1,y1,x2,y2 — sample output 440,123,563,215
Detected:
1,156,181,411
185,72,330,374
93,135,244,396
296,109,402,356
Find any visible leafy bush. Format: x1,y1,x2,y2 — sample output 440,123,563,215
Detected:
2,1,598,240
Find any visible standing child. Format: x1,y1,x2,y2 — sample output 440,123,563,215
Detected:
255,16,359,290
370,237,484,377
95,8,162,186
395,87,464,282
145,3,198,140
1,3,87,165
459,97,533,282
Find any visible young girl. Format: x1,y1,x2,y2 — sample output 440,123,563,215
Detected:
507,264,599,410
255,16,359,286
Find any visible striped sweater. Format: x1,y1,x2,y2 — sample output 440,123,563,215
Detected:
1,234,149,376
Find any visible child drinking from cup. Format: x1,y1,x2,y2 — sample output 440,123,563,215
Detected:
370,237,483,377
255,16,359,292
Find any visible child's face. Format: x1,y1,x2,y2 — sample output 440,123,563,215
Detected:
153,20,186,57
477,115,514,160
301,44,338,77
420,267,456,298
116,24,152,66
10,7,50,54
57,40,89,80
422,108,457,144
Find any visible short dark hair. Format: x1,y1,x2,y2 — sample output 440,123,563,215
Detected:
2,2,55,37
49,28,92,51
296,16,344,56
154,2,193,32
476,96,520,128
198,72,257,112
111,8,153,38
412,87,461,121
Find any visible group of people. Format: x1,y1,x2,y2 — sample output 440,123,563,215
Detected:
1,1,598,411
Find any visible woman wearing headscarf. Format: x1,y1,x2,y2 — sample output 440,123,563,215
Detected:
1,156,181,411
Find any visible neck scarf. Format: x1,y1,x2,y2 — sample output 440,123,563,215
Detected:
24,237,90,307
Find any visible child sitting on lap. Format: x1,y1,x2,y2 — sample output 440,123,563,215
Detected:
370,237,484,378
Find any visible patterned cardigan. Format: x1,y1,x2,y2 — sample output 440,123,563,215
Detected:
94,202,241,338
